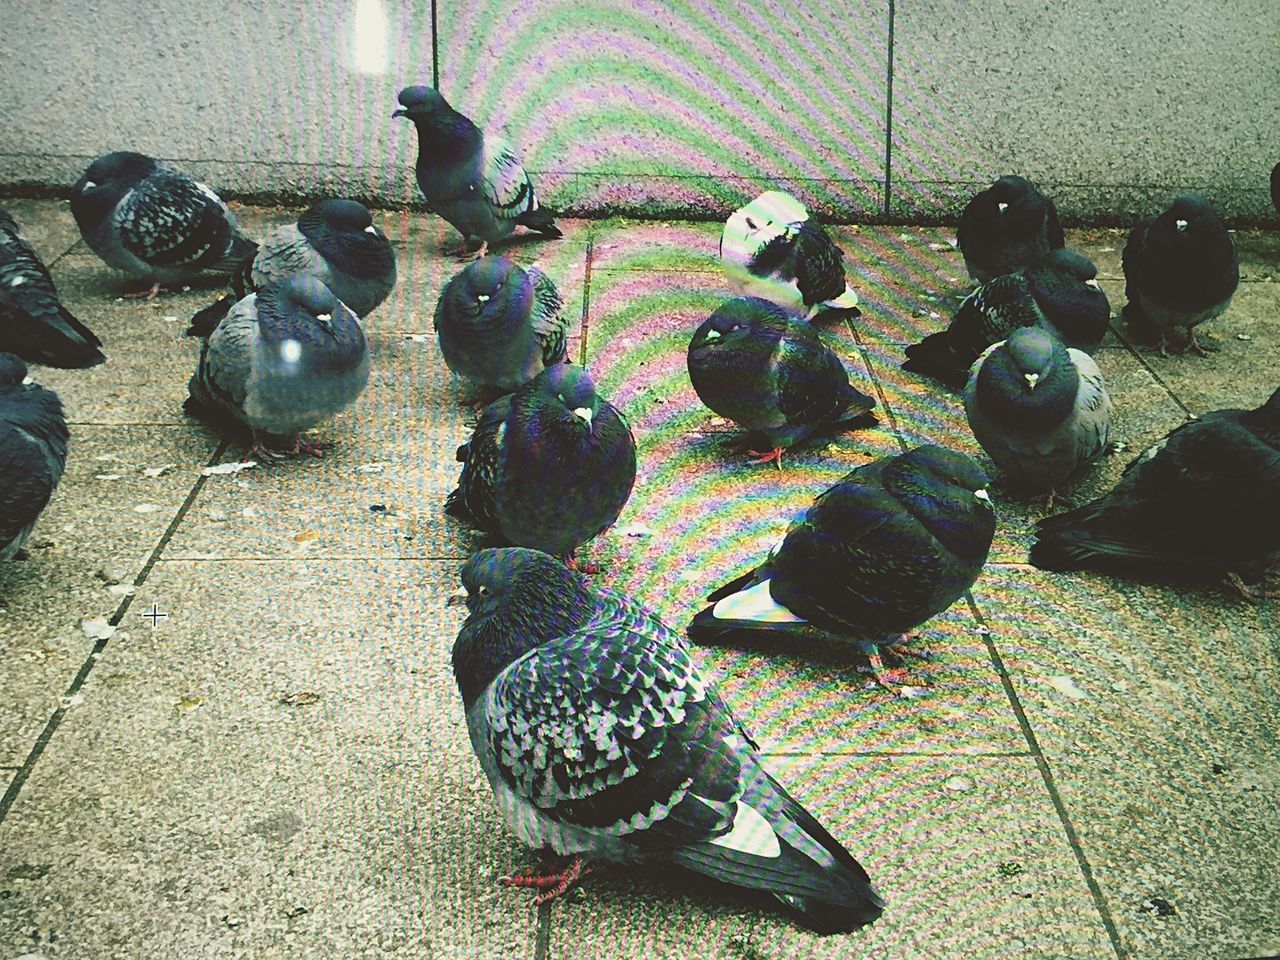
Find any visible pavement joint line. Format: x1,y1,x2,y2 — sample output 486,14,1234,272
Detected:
0,437,231,825
154,554,473,564
534,902,552,960
964,593,1128,960
578,236,594,367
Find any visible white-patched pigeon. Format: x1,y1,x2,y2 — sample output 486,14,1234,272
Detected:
957,175,1064,284
452,546,886,932
0,353,68,561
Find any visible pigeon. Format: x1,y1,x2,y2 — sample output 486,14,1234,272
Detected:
434,255,568,392
393,86,561,260
1121,194,1239,356
185,275,369,457
902,249,1109,390
451,546,886,932
956,175,1064,284
187,198,396,337
720,191,860,320
1029,386,1280,598
0,353,69,561
446,363,636,558
1271,162,1280,219
964,326,1112,499
0,208,104,368
70,151,256,298
688,445,994,688
687,297,876,467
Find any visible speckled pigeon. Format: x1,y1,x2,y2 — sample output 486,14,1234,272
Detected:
687,297,876,467
720,191,860,320
434,255,567,392
185,275,369,457
956,175,1064,284
445,364,636,557
688,445,994,689
902,249,1109,390
70,151,256,298
964,326,1112,498
0,207,104,368
393,86,561,260
1121,194,1239,356
187,198,396,337
452,546,886,932
1030,386,1280,597
0,353,68,561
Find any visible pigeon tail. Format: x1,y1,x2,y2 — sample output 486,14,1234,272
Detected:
517,207,562,238
901,332,968,389
38,305,106,368
207,234,259,275
186,295,234,337
444,486,476,522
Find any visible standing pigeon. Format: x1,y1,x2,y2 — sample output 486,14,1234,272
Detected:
1121,194,1239,356
70,151,256,298
902,249,1109,390
0,208,104,368
956,175,1065,284
1029,386,1280,598
452,546,885,932
434,255,567,392
688,445,994,688
393,86,561,260
187,198,396,337
687,297,876,467
446,364,636,558
720,191,860,320
964,326,1112,499
0,353,69,561
185,276,369,457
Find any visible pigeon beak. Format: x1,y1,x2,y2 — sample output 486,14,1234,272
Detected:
1085,278,1101,290
1175,218,1188,232
572,406,593,427
445,586,469,607
997,202,1009,214
81,180,97,191
476,294,490,303
974,488,991,503
704,329,722,341
1024,372,1040,390
364,225,377,235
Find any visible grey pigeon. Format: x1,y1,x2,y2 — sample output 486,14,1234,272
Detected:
393,86,561,259
187,198,396,337
185,276,369,457
956,175,1065,284
720,191,860,320
0,208,104,368
902,248,1109,390
688,445,994,689
452,546,885,932
434,255,567,392
71,151,256,298
1030,386,1280,597
0,353,69,561
1121,193,1239,356
687,297,876,467
445,364,636,558
964,326,1112,497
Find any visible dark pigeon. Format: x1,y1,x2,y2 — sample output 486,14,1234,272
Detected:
1030,386,1280,597
70,151,256,298
902,248,1109,390
687,297,877,467
187,198,396,337
1270,162,1279,218
720,191,860,320
446,363,636,558
964,326,1112,497
0,208,104,368
687,445,994,688
956,175,1065,284
434,255,567,392
0,353,69,561
1121,193,1239,356
452,546,886,932
393,86,561,260
186,276,369,458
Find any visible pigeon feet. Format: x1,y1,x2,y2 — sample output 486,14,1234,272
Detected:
1187,329,1221,357
289,434,328,458
450,239,488,262
1224,572,1267,603
122,281,162,300
746,446,785,470
861,641,930,695
565,555,602,575
500,855,593,905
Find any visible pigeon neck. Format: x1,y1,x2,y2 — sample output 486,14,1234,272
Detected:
416,113,483,165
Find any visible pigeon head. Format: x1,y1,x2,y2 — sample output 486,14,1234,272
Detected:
882,445,993,563
1147,194,1234,269
534,363,600,429
0,352,30,390
451,547,594,705
988,175,1034,213
393,85,448,119
975,327,1077,432
690,296,780,352
722,192,801,260
311,198,374,232
71,151,159,231
297,199,394,281
460,254,523,311
1161,193,1220,236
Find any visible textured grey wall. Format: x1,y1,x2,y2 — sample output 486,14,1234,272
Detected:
2,0,1276,222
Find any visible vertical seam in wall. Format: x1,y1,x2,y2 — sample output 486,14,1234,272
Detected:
431,0,440,90
884,0,895,218
578,236,594,366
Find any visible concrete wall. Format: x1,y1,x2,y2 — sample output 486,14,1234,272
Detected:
2,0,1276,223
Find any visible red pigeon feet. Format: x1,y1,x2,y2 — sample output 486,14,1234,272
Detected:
500,855,593,905
122,281,162,300
747,446,785,470
450,239,488,262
